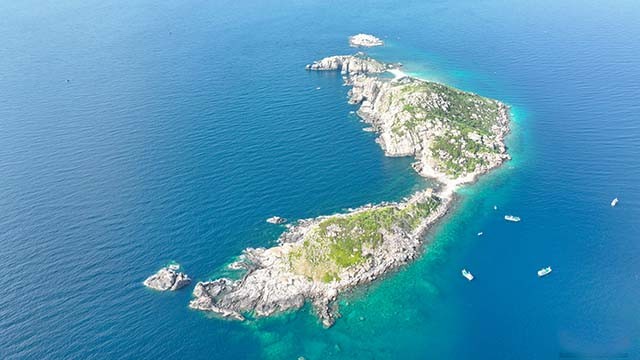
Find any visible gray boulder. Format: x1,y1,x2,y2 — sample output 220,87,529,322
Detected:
144,263,191,291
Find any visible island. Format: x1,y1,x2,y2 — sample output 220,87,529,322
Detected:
349,33,384,48
189,52,510,327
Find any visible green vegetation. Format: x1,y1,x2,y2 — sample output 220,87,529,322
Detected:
430,132,492,177
388,79,505,177
288,197,440,282
397,81,501,135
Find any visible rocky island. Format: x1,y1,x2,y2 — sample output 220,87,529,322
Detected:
190,51,510,327
144,263,191,291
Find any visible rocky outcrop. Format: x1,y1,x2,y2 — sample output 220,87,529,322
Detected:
305,54,387,75
266,216,287,224
349,34,384,47
189,190,449,327
144,264,191,291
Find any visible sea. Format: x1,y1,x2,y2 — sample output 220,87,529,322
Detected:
1,0,640,359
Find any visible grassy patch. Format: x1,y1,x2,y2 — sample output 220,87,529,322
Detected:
389,79,504,177
288,197,440,282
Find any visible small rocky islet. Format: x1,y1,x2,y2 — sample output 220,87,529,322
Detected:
348,33,384,48
187,49,511,326
150,36,511,327
143,263,191,291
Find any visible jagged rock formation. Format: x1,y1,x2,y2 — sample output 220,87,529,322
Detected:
266,216,287,224
305,53,387,75
144,264,191,291
349,34,384,47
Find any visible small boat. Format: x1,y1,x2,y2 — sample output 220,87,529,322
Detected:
493,205,498,210
611,198,619,207
461,269,474,281
477,232,483,236
504,215,521,222
266,216,287,224
537,266,552,277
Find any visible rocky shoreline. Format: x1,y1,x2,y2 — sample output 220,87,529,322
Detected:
188,48,511,327
190,190,450,327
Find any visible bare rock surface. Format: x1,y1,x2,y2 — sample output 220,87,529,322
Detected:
305,54,387,75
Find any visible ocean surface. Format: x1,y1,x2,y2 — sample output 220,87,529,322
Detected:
2,0,640,358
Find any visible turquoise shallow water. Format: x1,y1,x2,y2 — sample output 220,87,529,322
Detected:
1,0,640,359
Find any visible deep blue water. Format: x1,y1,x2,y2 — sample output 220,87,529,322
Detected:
2,0,640,359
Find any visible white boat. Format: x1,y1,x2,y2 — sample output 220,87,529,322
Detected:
537,266,552,277
611,198,619,207
504,215,521,222
493,205,498,210
477,232,483,236
461,269,474,281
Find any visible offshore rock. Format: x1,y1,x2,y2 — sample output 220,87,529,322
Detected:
266,216,287,224
349,33,384,47
144,264,191,291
